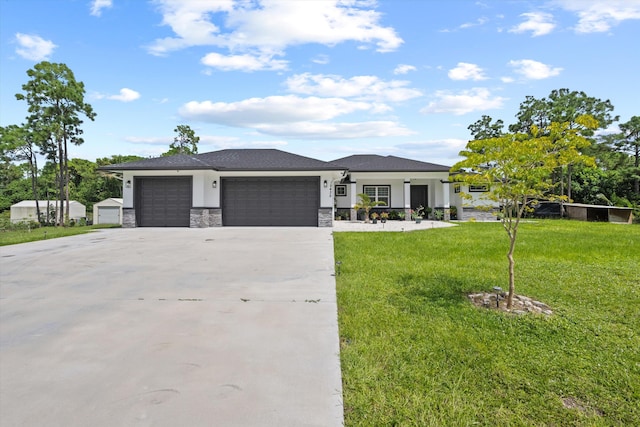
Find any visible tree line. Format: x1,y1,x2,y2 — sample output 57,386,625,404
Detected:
467,89,639,208
0,61,200,224
1,62,637,224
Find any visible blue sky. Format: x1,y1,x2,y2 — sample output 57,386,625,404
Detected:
1,0,639,166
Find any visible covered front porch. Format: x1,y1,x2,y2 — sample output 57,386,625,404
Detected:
334,172,452,221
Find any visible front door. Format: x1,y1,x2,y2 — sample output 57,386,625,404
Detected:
410,185,428,210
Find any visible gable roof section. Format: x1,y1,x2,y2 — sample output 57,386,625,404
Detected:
329,154,450,172
99,154,212,171
100,149,345,171
196,149,343,171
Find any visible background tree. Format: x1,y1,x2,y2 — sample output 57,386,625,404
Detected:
0,124,45,220
452,116,597,309
508,89,617,200
614,116,640,197
15,61,96,225
163,125,199,156
468,115,504,140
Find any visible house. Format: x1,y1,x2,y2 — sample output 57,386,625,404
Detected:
10,200,86,223
93,198,124,225
99,149,345,227
328,155,453,220
99,149,465,228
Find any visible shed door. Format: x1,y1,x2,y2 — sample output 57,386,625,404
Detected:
97,206,120,224
135,177,192,227
222,177,319,226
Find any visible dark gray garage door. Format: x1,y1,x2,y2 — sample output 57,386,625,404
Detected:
222,177,319,226
135,177,192,227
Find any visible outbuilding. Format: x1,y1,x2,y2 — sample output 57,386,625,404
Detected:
92,198,123,225
10,200,86,223
564,203,634,224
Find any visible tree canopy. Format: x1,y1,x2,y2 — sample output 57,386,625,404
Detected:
163,125,199,156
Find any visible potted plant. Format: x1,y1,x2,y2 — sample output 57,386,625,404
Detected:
380,212,389,223
434,209,444,220
412,205,425,223
370,212,379,224
450,205,458,220
353,193,385,223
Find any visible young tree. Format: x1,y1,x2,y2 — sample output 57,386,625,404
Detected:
353,193,385,223
452,116,597,309
15,61,96,225
163,125,199,156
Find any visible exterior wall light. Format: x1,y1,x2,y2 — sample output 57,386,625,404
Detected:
212,180,217,188
323,180,328,188
125,180,132,188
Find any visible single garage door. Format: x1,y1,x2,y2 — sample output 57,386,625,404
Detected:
97,206,120,224
135,177,192,227
222,177,319,226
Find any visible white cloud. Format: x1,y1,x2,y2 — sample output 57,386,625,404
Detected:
509,12,556,36
125,136,171,145
508,59,562,79
110,88,141,102
15,33,57,61
285,73,422,102
440,17,488,32
393,64,416,75
448,62,488,81
148,0,402,57
90,0,112,17
96,88,141,102
420,88,506,115
179,95,377,126
201,52,288,71
553,0,640,33
179,94,413,139
312,54,330,65
253,121,414,139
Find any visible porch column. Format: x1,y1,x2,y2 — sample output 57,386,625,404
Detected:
442,181,451,220
404,180,411,221
349,181,358,221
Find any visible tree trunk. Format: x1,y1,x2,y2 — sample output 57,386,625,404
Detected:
506,233,517,309
63,132,70,224
567,164,572,201
29,154,41,223
57,138,65,226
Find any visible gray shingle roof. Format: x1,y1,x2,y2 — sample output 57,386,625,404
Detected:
328,155,450,172
99,149,345,171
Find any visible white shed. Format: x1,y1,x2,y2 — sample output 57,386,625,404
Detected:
93,198,123,225
10,200,86,223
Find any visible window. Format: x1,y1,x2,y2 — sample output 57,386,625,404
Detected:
469,184,490,192
335,185,347,197
454,183,461,193
363,185,390,206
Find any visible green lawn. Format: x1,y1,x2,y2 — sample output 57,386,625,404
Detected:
334,220,639,426
0,224,119,246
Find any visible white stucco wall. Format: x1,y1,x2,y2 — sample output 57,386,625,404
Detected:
122,170,342,210
334,172,450,210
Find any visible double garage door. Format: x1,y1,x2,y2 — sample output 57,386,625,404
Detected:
135,176,319,227
222,177,319,226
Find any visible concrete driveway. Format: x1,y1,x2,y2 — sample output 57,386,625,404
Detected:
0,228,343,427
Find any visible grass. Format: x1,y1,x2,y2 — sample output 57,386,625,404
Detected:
0,224,120,246
334,220,640,426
